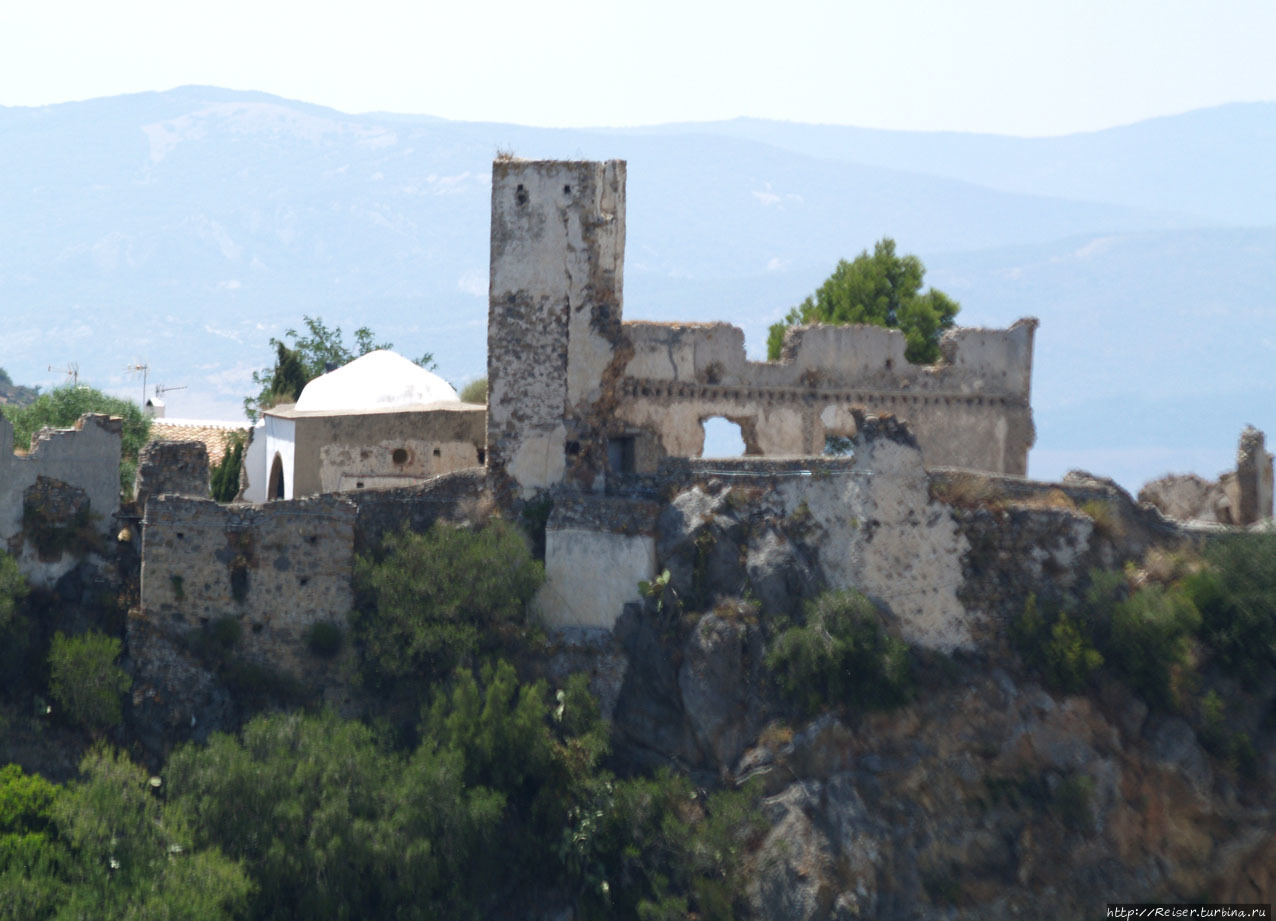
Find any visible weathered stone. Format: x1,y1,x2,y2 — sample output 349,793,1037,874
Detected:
678,611,763,771
134,439,210,509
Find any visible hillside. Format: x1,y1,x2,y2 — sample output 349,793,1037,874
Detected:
1,88,1273,488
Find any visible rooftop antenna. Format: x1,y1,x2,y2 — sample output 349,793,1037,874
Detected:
153,383,186,401
48,363,79,387
124,361,149,406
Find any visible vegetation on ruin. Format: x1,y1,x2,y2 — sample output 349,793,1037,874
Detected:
244,315,436,420
1,384,151,494
766,589,914,716
766,237,960,364
353,519,544,699
0,554,28,632
46,632,131,732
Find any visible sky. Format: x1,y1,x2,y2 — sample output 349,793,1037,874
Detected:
2,0,1275,135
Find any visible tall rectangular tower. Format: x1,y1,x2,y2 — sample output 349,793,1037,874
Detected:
486,159,627,500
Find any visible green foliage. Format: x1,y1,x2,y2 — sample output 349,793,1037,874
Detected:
1106,584,1200,709
47,631,131,731
1011,595,1104,694
303,620,344,658
765,590,913,717
1,384,151,493
459,376,488,404
566,771,765,921
208,433,244,503
0,753,249,921
245,315,436,420
168,710,502,921
1184,533,1276,686
1196,690,1259,776
766,238,959,364
353,520,544,691
0,553,28,631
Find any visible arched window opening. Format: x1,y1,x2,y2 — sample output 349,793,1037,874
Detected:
700,417,746,458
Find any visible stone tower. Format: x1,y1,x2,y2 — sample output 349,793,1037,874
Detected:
485,159,628,500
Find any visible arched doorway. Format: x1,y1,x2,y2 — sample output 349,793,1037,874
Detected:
268,453,286,500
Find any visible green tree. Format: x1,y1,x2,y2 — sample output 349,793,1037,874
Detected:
47,631,132,731
460,377,488,404
0,753,249,921
766,238,959,364
2,385,151,493
167,710,503,921
353,520,544,693
245,316,436,420
208,433,244,503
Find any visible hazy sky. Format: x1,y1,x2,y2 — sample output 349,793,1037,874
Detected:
3,0,1273,135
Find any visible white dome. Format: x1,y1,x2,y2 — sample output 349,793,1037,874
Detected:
294,350,459,412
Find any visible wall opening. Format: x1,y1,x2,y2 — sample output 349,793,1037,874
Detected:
701,417,746,458
268,453,285,501
607,436,636,473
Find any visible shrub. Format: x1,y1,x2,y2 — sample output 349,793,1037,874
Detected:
0,553,28,631
459,377,488,404
1012,595,1103,694
1052,772,1096,832
766,590,912,717
354,520,543,690
47,632,131,731
1184,533,1276,686
1080,499,1124,538
1106,584,1200,709
304,620,344,658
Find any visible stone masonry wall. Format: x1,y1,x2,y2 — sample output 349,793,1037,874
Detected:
618,318,1037,474
1,413,121,585
486,158,627,500
138,494,357,679
134,440,210,510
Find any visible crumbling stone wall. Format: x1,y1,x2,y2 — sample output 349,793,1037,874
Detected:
0,413,121,585
485,159,1036,502
618,318,1037,474
137,494,356,679
486,158,628,500
134,440,210,509
1139,427,1274,526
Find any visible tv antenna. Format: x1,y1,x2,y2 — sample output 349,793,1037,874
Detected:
124,362,149,406
154,384,186,401
48,363,79,386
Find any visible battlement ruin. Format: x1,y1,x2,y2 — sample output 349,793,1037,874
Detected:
486,158,1037,501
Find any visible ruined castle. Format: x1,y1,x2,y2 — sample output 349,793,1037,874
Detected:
2,159,1272,730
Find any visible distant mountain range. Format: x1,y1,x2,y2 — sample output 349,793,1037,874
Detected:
2,87,1272,489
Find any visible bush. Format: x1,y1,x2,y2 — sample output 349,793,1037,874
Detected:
304,620,344,658
0,553,28,631
459,377,488,404
1012,595,1103,694
765,590,912,717
47,631,131,731
1106,584,1200,709
354,520,544,691
1184,533,1276,686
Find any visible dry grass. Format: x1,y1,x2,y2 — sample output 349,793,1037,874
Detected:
930,473,1002,510
1080,499,1125,538
1009,487,1078,512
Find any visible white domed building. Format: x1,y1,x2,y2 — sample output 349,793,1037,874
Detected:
251,351,486,501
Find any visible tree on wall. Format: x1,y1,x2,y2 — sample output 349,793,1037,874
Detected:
1,386,151,493
245,316,437,421
766,238,960,365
